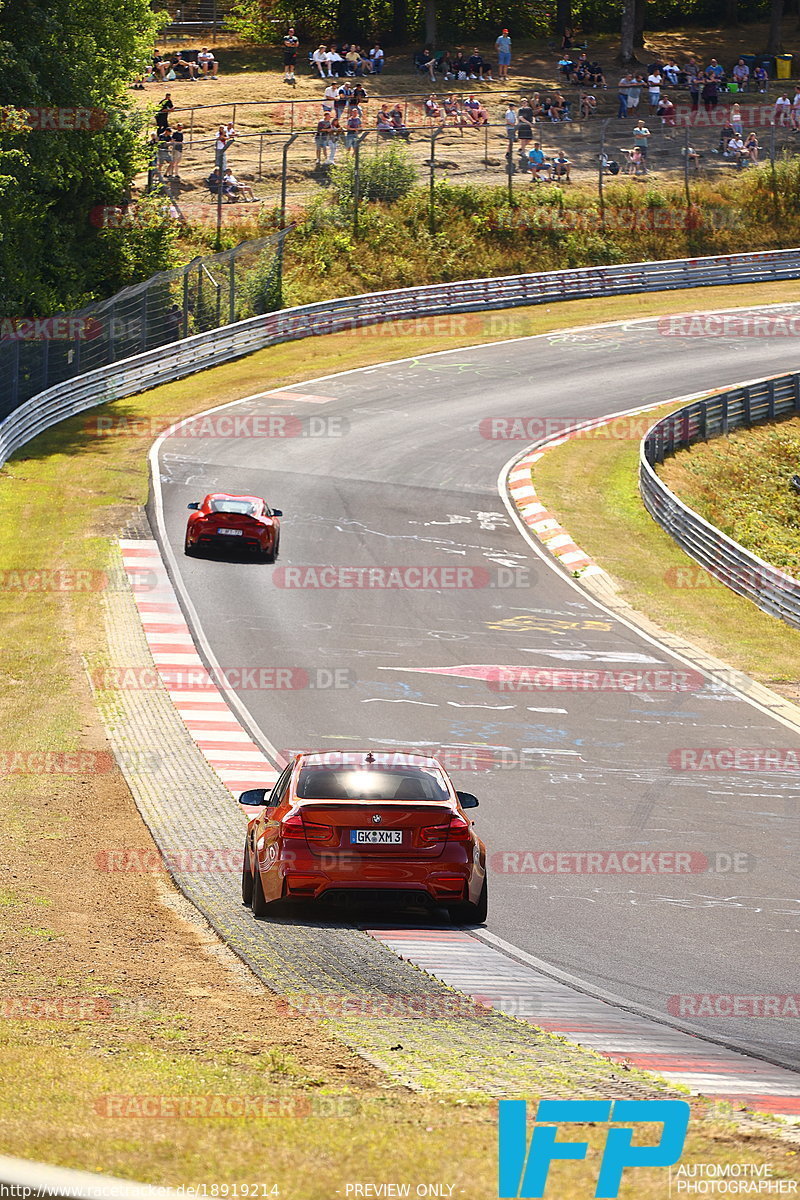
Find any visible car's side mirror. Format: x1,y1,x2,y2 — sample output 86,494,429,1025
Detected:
457,791,479,809
238,787,271,806
272,509,283,517
187,502,199,510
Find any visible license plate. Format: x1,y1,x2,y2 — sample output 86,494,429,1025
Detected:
218,528,243,537
349,829,403,845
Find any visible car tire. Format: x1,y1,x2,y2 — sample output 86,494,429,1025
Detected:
184,535,197,557
262,538,277,563
448,877,487,925
241,842,254,906
251,857,273,919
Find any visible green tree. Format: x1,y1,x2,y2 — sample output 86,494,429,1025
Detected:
0,0,172,318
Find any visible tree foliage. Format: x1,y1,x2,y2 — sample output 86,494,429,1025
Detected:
0,0,174,318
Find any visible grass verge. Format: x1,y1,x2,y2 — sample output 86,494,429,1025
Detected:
659,416,800,579
2,283,799,1189
533,404,800,697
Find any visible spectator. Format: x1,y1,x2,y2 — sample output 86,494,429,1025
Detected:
632,119,651,159
323,81,338,112
283,27,299,83
215,124,230,169
580,91,596,119
504,101,517,148
168,122,184,173
647,68,662,113
344,105,362,151
424,94,444,125
753,64,768,93
558,54,574,81
156,124,172,173
791,88,800,129
689,72,700,112
725,133,747,166
151,53,169,81
662,60,680,86
561,26,573,51
207,166,223,195
467,48,491,81
617,72,633,119
370,43,384,74
701,76,719,113
155,93,173,130
745,131,759,162
730,101,743,135
314,114,332,163
629,146,647,174
589,61,606,88
657,95,676,128
527,141,550,181
450,48,468,79
312,45,330,78
706,58,724,80
326,46,345,76
517,97,535,149
681,143,700,171
224,169,256,199
352,83,368,108
463,94,485,125
344,45,361,74
774,92,791,126
627,74,643,113
198,47,219,78
172,52,198,80
551,149,571,180
443,94,463,125
732,58,750,90
390,104,410,138
328,115,342,162
495,28,511,80
376,104,395,138
336,81,355,118
419,47,437,81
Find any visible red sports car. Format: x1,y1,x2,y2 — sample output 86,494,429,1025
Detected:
239,751,487,924
184,493,282,560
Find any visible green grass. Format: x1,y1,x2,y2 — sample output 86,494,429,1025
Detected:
660,417,800,579
533,405,800,690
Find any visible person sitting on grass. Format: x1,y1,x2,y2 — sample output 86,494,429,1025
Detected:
745,130,759,163
172,52,198,80
444,94,464,125
418,47,437,81
424,94,444,125
551,148,571,180
312,45,330,78
467,48,492,81
657,94,676,129
579,91,596,119
197,47,219,77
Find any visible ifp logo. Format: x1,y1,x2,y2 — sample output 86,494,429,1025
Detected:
498,1099,690,1197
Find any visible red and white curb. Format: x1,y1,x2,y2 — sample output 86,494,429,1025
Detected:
119,539,279,795
369,929,800,1116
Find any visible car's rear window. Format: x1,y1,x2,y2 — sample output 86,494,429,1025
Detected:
296,766,450,802
210,499,259,515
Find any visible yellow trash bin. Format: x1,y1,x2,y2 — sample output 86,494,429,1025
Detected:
776,53,792,79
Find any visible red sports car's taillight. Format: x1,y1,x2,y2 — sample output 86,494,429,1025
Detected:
420,814,471,844
303,822,336,844
281,811,305,833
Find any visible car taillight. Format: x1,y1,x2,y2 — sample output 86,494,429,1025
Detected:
282,811,304,833
304,822,335,844
420,814,471,844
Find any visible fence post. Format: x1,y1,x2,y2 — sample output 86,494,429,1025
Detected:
107,302,116,364
229,248,237,324
353,132,369,239
258,131,265,180
189,107,194,149
182,265,189,338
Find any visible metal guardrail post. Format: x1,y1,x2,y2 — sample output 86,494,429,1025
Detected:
743,386,752,425
721,394,729,435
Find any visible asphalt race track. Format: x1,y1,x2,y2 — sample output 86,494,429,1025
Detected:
153,314,800,1070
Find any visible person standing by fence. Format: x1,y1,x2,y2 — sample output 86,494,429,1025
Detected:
283,27,299,84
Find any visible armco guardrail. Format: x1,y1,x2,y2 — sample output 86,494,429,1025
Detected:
640,372,800,629
3,247,800,471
